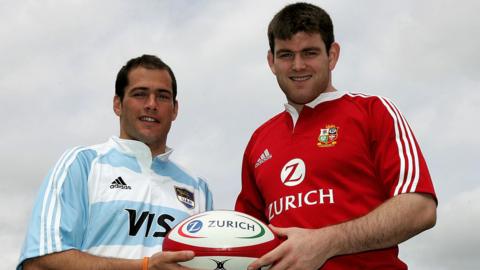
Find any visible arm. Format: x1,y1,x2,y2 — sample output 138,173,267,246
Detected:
23,249,195,270
249,193,437,270
235,140,268,222
21,150,195,270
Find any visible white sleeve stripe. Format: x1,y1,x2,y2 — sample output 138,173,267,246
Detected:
347,93,420,195
46,148,77,254
45,147,81,254
39,147,73,255
377,97,408,196
399,114,421,192
46,148,73,254
53,147,87,252
40,146,85,255
387,98,420,193
383,97,418,195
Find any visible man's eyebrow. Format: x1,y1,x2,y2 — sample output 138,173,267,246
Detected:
301,46,322,51
130,87,171,93
275,46,322,54
275,48,294,54
155,89,173,95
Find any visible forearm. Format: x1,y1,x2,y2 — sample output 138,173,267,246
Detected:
246,193,436,270
328,193,437,256
23,249,142,270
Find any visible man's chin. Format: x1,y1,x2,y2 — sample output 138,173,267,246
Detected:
282,89,319,104
288,96,318,106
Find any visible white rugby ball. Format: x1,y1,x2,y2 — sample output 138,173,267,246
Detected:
163,210,281,270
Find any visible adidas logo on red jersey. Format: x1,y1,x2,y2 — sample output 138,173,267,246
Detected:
255,149,272,168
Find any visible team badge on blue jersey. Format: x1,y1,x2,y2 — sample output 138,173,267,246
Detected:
175,186,195,209
317,125,339,147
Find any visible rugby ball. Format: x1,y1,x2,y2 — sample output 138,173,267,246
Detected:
163,210,281,270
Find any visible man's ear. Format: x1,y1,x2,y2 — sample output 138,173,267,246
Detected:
328,42,340,71
267,50,277,75
113,95,122,117
172,100,179,121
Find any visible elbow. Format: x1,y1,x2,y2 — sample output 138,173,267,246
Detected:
426,203,437,230
420,195,437,231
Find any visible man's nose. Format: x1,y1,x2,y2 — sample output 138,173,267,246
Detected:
292,54,306,71
145,93,157,110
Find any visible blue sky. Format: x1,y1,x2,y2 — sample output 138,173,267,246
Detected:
1,0,479,269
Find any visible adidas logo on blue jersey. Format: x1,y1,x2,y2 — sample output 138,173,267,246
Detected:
110,177,132,190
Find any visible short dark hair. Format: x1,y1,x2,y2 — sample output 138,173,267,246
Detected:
268,2,335,54
115,54,177,102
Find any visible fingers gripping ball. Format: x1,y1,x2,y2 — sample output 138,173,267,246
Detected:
163,210,281,270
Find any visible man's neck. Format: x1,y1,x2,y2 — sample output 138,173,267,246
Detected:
288,87,337,113
148,144,167,157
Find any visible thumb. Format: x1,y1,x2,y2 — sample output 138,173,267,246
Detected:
162,251,195,262
268,224,289,238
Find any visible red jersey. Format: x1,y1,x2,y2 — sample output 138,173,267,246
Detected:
235,91,436,269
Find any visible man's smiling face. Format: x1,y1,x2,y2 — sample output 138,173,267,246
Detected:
268,32,339,110
114,66,178,155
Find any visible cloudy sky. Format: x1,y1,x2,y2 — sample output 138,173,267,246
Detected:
1,0,479,269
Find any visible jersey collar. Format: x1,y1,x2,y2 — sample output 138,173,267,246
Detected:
110,136,173,163
284,91,346,126
305,90,346,108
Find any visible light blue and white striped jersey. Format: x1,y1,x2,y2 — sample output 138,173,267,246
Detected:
17,136,214,269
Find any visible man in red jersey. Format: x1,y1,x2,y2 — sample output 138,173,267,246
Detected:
235,2,437,270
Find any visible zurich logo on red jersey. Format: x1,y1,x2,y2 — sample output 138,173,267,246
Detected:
280,158,306,186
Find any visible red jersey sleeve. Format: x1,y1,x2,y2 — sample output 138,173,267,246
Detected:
369,96,436,201
235,136,268,223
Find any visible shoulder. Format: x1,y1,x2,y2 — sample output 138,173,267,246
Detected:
344,92,399,110
250,111,286,142
163,158,211,190
55,145,98,167
337,92,406,122
51,140,117,174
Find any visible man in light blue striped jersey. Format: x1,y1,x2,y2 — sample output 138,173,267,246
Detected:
18,54,214,270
